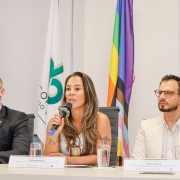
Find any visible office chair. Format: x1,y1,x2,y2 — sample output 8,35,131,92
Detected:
27,114,35,143
99,107,119,166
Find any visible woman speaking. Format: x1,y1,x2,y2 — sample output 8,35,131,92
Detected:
44,72,111,165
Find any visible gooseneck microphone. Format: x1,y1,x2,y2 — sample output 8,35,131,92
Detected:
48,102,72,136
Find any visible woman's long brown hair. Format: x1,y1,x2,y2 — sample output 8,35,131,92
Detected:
61,72,100,155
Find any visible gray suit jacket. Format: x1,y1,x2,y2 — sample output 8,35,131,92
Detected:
131,117,180,159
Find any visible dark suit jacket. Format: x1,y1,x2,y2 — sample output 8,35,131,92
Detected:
0,105,31,163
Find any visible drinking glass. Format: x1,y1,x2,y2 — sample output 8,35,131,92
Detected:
97,144,110,167
30,143,42,156
175,146,180,159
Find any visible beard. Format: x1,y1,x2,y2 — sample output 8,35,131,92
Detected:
158,103,178,112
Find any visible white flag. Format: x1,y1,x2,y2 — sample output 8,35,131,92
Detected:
37,0,72,143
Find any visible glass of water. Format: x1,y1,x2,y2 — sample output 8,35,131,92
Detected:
30,143,42,156
175,146,180,159
97,144,110,167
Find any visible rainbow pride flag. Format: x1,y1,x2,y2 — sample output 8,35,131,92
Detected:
107,0,134,158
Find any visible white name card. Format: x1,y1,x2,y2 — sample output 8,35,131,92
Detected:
8,155,66,168
124,158,180,172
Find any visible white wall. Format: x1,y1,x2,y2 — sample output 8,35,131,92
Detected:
73,0,117,106
129,0,180,153
0,0,50,114
0,0,180,155
0,0,72,133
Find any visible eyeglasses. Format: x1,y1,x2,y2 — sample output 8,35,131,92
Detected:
154,89,180,98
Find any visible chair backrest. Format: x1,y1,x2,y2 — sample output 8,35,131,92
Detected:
99,107,119,166
27,114,35,143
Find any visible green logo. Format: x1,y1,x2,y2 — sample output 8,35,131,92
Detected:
48,58,64,104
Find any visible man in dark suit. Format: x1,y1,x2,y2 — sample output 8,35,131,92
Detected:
0,78,31,163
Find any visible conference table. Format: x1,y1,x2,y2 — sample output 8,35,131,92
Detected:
0,165,180,180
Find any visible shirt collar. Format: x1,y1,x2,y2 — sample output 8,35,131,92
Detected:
163,117,180,129
177,118,180,127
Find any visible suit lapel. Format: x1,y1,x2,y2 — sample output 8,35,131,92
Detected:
0,106,6,128
155,117,164,158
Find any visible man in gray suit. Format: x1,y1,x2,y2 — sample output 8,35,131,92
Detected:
132,74,180,159
0,78,31,163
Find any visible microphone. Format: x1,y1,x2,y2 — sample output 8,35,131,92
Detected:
48,102,72,136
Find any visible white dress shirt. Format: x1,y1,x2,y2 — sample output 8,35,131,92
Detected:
161,118,180,159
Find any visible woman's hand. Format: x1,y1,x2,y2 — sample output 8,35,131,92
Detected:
47,114,65,136
44,114,65,155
